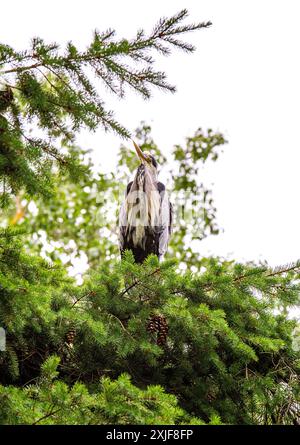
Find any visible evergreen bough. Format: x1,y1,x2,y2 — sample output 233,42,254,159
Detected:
0,9,211,202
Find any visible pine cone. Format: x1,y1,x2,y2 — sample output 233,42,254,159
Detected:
159,325,168,336
147,319,156,333
157,332,167,346
147,314,159,333
159,316,168,332
65,328,76,346
154,317,161,330
147,314,169,347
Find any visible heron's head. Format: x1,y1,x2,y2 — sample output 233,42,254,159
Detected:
132,141,158,178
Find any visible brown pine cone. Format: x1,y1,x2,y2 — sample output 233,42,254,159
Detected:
65,328,76,345
147,314,169,346
147,314,160,333
147,319,156,333
157,332,167,346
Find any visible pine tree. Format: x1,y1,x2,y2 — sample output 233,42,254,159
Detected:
0,11,299,426
0,248,299,424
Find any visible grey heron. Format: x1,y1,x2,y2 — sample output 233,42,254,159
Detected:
119,141,172,263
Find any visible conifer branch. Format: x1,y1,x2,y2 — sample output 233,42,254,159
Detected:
32,407,61,425
119,267,161,297
108,313,135,340
71,291,96,307
0,10,211,198
201,261,300,293
266,261,300,277
1,10,211,134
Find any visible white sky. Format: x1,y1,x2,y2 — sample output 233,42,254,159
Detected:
2,0,300,270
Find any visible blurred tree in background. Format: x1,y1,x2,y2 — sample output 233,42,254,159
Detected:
0,10,299,425
2,122,226,274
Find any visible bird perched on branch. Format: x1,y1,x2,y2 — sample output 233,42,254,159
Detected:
119,141,172,263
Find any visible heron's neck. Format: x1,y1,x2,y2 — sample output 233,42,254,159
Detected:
136,165,157,186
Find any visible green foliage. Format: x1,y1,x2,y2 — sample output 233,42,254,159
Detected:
0,355,203,425
19,144,118,269
0,239,299,424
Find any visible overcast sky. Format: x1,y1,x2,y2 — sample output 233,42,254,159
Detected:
2,0,300,271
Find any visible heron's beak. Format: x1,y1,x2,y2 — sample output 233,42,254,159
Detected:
132,140,148,163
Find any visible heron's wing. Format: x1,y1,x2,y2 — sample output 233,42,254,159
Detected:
118,181,133,251
157,182,172,259
126,181,133,196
